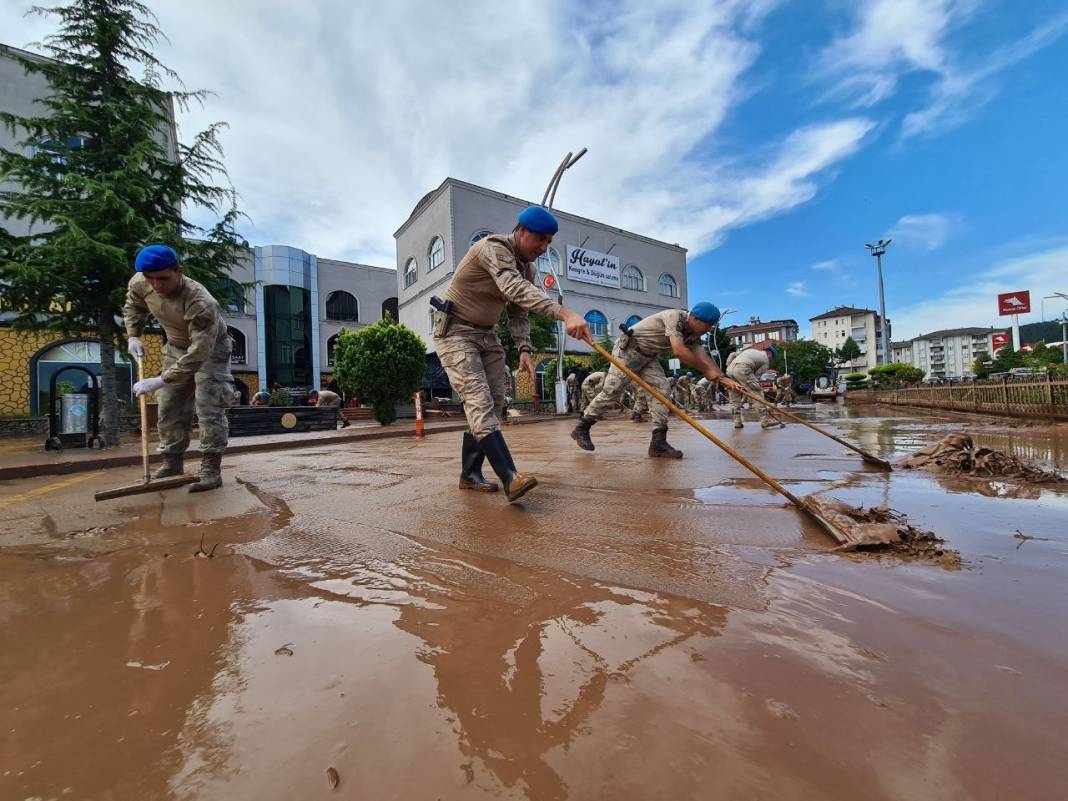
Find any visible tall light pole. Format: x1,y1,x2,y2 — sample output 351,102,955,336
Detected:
707,308,736,367
865,239,892,365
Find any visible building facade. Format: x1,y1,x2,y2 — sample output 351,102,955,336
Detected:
723,317,799,348
394,178,689,370
810,306,891,372
901,327,1000,380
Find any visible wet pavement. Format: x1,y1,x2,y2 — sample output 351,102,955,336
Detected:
2,404,1067,800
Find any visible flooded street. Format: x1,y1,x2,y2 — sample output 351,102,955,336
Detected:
2,405,1067,800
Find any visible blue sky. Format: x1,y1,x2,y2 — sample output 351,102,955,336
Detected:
3,0,1066,339
690,0,1068,338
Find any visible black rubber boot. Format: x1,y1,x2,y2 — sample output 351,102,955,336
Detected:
478,430,538,503
151,452,184,479
570,416,597,451
648,426,683,459
459,432,498,492
189,453,223,493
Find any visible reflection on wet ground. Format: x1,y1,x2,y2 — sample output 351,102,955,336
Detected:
1,405,1067,800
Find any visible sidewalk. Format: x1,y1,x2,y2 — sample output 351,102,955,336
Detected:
0,414,567,480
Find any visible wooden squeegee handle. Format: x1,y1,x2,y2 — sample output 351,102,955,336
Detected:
589,341,802,507
137,356,150,483
730,382,890,468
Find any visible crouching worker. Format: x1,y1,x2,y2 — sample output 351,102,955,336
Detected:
124,244,233,492
571,303,735,458
434,205,592,503
726,340,784,430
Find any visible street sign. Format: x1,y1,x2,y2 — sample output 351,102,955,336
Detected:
997,291,1031,316
991,332,1010,352
542,273,556,290
668,358,681,371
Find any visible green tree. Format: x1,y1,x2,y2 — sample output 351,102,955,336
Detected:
835,336,862,366
0,0,244,445
843,372,869,390
333,319,426,425
991,346,1026,373
495,311,557,371
973,351,994,378
769,339,833,386
706,326,736,368
539,355,587,399
1024,342,1063,371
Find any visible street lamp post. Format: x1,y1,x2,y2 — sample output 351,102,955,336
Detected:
707,308,736,368
864,239,892,366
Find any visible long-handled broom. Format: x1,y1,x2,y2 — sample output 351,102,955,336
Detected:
727,384,893,470
95,356,198,501
589,342,857,546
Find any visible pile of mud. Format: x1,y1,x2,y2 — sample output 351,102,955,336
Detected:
899,433,1063,483
804,495,960,566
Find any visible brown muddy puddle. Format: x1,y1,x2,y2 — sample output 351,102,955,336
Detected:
2,412,1068,800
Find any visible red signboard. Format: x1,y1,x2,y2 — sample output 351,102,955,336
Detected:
991,332,1010,352
542,273,556,290
997,290,1030,316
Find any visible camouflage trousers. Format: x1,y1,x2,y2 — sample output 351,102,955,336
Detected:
580,377,605,413
584,344,670,427
726,364,771,422
435,323,507,439
633,390,649,414
157,340,232,456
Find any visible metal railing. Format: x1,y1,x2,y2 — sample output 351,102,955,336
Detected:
847,374,1068,419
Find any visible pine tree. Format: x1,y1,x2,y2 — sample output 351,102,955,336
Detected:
0,1,244,445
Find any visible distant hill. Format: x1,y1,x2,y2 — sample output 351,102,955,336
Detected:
1020,320,1066,344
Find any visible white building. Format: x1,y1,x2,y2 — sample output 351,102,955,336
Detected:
809,306,890,372
903,327,1000,380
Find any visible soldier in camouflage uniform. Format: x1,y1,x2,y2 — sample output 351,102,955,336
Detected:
726,341,784,430
572,304,737,458
124,244,232,492
580,371,606,413
433,206,591,503
631,388,650,422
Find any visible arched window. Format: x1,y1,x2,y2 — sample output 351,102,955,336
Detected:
536,248,561,275
404,258,417,288
469,229,493,246
327,334,339,366
382,297,398,322
227,327,247,365
222,278,246,313
624,314,642,328
622,265,644,291
325,290,359,321
658,273,679,298
428,236,445,271
584,309,608,338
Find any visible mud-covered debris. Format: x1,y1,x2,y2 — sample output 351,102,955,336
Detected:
899,433,1063,483
126,660,170,671
274,643,294,656
804,496,959,565
765,699,800,720
326,766,340,789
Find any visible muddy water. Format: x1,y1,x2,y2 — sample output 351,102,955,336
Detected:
2,408,1067,800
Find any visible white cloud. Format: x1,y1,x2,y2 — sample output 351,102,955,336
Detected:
889,242,1068,339
786,280,808,297
1,0,875,266
887,212,961,251
818,1,1068,138
811,259,840,271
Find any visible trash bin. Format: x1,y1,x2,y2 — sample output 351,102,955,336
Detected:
60,393,89,433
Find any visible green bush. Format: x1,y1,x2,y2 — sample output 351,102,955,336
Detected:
540,356,587,398
868,363,925,388
267,390,292,407
843,372,869,389
333,320,426,425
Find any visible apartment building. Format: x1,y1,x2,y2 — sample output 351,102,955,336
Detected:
722,317,799,348
809,306,890,371
904,327,1001,380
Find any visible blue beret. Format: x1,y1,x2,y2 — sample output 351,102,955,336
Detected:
134,244,178,273
766,344,779,360
517,205,559,235
689,302,720,325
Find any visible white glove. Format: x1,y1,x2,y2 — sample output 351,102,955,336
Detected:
128,336,144,360
133,376,166,397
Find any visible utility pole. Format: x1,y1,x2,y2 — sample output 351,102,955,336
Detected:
864,239,892,365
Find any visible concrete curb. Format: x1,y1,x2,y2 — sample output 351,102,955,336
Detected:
0,415,571,481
